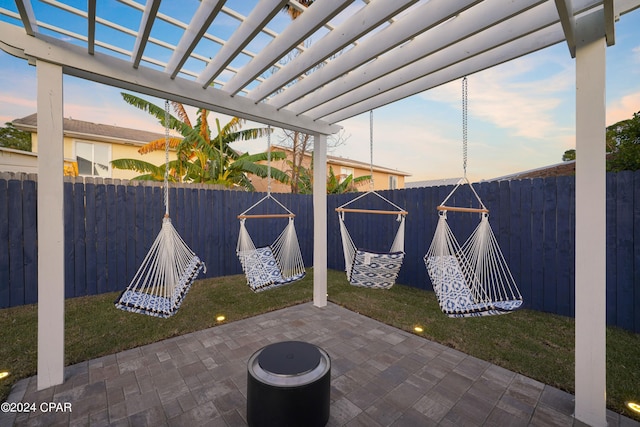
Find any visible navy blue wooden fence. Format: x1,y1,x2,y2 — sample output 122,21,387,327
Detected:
0,173,638,334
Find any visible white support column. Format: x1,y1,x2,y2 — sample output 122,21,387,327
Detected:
574,10,607,427
36,60,65,390
312,133,328,307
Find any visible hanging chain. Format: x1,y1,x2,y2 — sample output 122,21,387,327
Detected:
369,109,374,190
462,76,468,178
266,125,272,195
164,99,170,217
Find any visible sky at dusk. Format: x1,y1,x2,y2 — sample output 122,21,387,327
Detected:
1,2,639,183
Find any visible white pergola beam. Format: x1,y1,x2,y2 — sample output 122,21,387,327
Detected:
131,0,161,68
197,0,289,88
555,0,577,57
223,0,354,96
0,22,339,135
313,133,328,308
574,10,607,427
36,60,65,390
14,0,37,36
248,0,420,104
321,23,564,124
165,0,225,79
270,0,483,111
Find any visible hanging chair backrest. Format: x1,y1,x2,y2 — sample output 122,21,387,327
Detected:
336,190,407,252
437,176,488,214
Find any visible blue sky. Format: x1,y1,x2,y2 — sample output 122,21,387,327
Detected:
0,2,639,182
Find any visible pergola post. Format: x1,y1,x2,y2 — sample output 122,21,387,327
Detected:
574,10,607,427
312,132,327,307
36,60,65,390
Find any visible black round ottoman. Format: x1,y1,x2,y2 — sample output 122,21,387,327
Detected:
247,341,331,427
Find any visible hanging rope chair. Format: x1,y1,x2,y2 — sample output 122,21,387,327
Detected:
115,100,205,318
236,127,305,292
336,110,408,290
424,77,522,317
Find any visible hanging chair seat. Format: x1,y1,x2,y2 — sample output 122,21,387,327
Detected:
115,253,205,318
115,217,205,318
238,246,306,292
349,250,405,290
425,255,522,318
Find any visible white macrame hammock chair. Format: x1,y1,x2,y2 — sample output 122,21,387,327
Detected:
336,110,407,290
424,77,522,317
337,191,407,290
424,178,523,317
115,100,205,318
236,128,305,292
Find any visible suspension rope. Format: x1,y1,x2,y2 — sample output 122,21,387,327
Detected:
164,99,170,217
369,109,374,190
462,76,468,178
267,125,272,195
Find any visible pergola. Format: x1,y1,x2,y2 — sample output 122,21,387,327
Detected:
1,1,639,425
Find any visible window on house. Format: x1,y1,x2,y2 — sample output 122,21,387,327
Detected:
340,167,354,183
389,175,398,190
76,141,111,178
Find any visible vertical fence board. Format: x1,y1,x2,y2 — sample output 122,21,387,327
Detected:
73,183,87,296
198,188,209,275
134,185,145,271
115,184,127,287
64,182,75,298
543,177,557,313
95,184,107,294
22,180,37,304
606,174,618,326
105,184,117,292
499,180,511,259
555,176,574,317
518,179,533,308
142,186,154,255
85,182,97,296
530,179,544,311
0,180,9,307
210,190,224,277
8,180,25,306
125,186,136,283
508,180,522,301
615,171,634,330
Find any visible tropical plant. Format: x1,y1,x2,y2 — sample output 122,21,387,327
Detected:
0,122,31,151
562,111,640,171
111,94,289,190
295,155,371,194
606,111,640,172
326,166,371,194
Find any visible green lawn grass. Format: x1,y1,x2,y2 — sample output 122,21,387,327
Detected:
1,269,638,421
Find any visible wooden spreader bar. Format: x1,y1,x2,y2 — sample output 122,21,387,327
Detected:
237,213,295,219
437,205,489,214
335,207,408,215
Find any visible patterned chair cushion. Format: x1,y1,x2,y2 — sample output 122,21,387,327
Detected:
239,247,305,292
115,256,205,318
424,255,522,318
349,250,404,290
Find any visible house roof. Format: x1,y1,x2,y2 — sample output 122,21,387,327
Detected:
13,113,167,147
405,177,463,188
271,145,411,176
486,160,576,181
